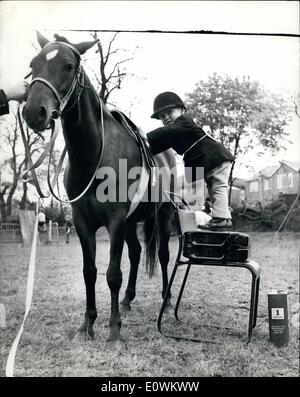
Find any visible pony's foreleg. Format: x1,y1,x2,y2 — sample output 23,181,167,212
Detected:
76,231,97,339
121,222,142,311
106,220,126,350
158,204,172,307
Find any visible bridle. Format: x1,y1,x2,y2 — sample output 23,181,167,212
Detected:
30,41,85,118
21,40,105,204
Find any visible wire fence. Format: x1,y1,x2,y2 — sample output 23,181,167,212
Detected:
0,223,78,244
0,222,145,244
0,223,23,243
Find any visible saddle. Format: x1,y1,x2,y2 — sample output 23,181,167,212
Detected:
110,110,155,173
110,110,157,218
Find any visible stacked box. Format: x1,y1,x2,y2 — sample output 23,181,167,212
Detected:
183,230,250,263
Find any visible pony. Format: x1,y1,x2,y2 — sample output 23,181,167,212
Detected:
22,32,176,349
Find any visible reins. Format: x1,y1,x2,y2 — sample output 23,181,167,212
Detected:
18,107,50,198
46,97,104,204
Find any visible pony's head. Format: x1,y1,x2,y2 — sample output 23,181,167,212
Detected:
23,31,98,132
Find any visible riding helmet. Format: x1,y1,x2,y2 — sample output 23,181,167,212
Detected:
151,91,186,119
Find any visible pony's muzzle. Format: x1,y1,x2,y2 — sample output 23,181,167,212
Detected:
23,103,49,131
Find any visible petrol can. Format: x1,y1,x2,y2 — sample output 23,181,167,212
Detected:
268,289,289,347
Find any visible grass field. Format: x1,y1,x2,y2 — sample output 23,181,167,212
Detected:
0,232,299,377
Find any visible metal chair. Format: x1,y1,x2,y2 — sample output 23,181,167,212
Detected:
157,192,261,344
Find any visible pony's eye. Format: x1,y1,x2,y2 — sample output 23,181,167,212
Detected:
65,63,74,72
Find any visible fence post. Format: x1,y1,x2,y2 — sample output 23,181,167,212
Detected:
0,303,6,329
48,220,52,243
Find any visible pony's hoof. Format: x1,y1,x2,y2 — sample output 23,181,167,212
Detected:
120,301,131,312
73,328,94,342
105,338,127,352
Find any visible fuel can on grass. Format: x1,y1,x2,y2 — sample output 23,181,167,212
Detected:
268,289,289,347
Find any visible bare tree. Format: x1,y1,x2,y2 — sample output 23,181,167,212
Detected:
0,110,44,221
91,32,137,105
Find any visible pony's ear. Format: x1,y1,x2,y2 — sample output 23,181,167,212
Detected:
36,31,49,48
74,39,99,55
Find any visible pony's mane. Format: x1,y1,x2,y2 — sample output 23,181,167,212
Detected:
53,34,70,44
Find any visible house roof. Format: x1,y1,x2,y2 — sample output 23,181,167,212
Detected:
249,165,279,181
232,178,247,188
260,165,280,178
247,159,300,182
281,160,300,172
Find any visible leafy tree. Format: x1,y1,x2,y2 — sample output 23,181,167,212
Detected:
185,74,293,202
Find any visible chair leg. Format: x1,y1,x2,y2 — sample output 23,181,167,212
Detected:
246,273,257,344
157,262,179,334
157,261,219,344
252,277,260,329
174,264,191,321
158,259,260,345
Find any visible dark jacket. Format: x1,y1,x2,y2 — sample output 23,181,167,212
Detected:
147,115,234,181
0,89,9,116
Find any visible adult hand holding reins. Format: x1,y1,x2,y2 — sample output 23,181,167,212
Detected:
5,81,29,103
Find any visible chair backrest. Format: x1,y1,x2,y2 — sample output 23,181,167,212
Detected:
164,191,198,235
177,209,198,234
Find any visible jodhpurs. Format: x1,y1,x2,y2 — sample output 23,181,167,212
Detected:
205,161,232,219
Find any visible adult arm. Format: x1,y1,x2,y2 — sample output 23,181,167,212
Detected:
0,81,29,116
0,89,9,116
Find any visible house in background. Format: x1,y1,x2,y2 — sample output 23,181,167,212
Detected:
245,160,300,206
165,154,299,209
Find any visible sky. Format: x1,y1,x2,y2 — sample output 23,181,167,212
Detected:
0,1,299,179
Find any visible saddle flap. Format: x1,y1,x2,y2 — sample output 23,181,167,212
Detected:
110,110,155,171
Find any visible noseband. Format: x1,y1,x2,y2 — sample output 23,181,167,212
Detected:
30,41,84,117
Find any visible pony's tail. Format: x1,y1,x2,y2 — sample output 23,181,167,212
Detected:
143,210,159,278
